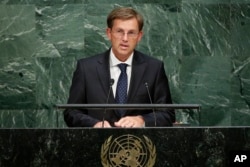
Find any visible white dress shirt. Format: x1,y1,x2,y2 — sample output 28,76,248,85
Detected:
109,49,133,97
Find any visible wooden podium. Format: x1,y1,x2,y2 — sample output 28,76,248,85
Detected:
0,128,249,166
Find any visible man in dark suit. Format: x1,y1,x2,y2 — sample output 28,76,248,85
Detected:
64,7,175,127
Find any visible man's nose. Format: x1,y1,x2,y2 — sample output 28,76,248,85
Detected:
121,33,128,41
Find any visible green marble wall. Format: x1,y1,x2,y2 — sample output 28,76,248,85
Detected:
0,0,249,128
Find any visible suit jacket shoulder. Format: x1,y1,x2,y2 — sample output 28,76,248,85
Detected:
133,50,163,65
77,49,110,65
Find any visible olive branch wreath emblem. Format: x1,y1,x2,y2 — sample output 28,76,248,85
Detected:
101,134,156,167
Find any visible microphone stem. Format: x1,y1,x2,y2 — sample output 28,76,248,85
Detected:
102,79,114,128
145,82,157,127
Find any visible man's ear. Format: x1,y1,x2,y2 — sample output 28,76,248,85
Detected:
106,28,112,40
137,31,143,42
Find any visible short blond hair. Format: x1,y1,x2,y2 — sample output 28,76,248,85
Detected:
107,7,144,31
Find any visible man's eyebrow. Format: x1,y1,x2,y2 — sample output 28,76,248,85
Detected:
115,28,138,32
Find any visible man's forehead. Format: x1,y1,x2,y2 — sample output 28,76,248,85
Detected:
112,18,139,30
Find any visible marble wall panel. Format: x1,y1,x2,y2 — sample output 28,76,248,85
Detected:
0,5,38,110
181,3,231,57
177,56,231,125
0,109,58,128
230,3,250,125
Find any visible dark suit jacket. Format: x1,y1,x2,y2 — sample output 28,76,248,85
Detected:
64,49,175,127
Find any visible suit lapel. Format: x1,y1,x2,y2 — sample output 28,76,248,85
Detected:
127,51,147,102
96,50,115,102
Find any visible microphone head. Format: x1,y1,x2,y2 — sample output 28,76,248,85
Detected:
144,82,148,87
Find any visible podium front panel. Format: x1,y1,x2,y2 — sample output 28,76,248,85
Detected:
0,128,249,166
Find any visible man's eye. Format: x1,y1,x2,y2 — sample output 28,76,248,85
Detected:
117,30,123,33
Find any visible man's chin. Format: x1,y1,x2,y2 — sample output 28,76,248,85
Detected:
118,49,132,56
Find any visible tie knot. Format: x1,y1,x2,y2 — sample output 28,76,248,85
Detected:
118,63,127,73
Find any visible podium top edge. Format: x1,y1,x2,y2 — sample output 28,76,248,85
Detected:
55,104,201,109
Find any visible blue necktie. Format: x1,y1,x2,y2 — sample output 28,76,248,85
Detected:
115,63,128,116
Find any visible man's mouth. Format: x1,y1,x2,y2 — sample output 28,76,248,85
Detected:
120,44,129,49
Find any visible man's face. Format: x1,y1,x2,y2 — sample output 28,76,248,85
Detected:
106,18,143,61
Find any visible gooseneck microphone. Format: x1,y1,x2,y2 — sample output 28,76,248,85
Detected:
144,82,157,127
102,79,114,128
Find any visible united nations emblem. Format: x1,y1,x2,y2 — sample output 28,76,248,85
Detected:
101,134,156,167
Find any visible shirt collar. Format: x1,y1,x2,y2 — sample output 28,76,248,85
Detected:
110,48,133,67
